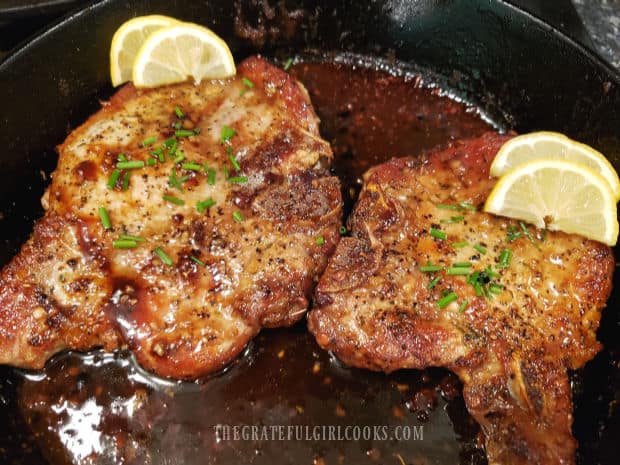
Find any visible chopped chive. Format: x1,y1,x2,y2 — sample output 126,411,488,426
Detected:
459,201,477,211
316,236,325,245
437,292,458,309
474,282,482,296
233,211,244,223
118,153,127,162
173,152,185,164
453,262,472,268
196,198,216,213
429,227,447,240
420,265,443,272
151,147,164,158
147,158,156,166
98,207,111,229
452,241,469,248
163,194,185,206
154,247,173,266
190,256,205,266
440,215,465,224
506,225,522,242
447,267,470,275
117,160,145,170
107,169,122,189
182,163,202,171
113,239,138,249
228,176,248,184
163,137,177,148
482,284,492,299
220,125,236,143
169,169,184,191
283,57,293,71
142,136,157,147
122,171,130,190
497,249,512,269
167,139,178,157
484,266,500,279
175,129,195,138
174,106,184,119
157,149,165,163
193,127,201,135
489,283,504,294
520,222,541,250
541,229,548,242
229,153,241,171
473,244,487,255
119,234,146,243
207,168,216,185
223,166,230,179
339,226,347,235
242,77,254,89
428,276,442,289
458,299,469,313
174,122,182,130
179,175,190,183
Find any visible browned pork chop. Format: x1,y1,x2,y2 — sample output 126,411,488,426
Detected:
308,132,614,465
0,56,342,379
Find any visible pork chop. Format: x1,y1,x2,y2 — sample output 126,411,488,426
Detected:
308,132,614,465
0,56,342,379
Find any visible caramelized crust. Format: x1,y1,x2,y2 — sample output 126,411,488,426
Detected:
308,132,614,465
0,57,342,379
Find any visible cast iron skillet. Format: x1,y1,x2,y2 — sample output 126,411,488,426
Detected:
0,1,619,464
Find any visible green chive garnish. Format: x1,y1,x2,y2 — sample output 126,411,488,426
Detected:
223,166,230,179
228,176,248,184
182,163,202,171
497,249,512,269
107,169,121,189
430,228,447,240
459,201,477,211
118,153,127,162
117,160,145,170
193,127,201,135
428,276,442,289
174,106,184,119
164,137,176,148
175,129,195,138
154,247,173,266
473,244,487,255
440,215,465,224
489,283,504,294
283,57,293,71
436,204,462,210
458,299,469,313
142,136,157,147
98,207,111,229
122,171,130,190
169,169,185,191
229,153,241,171
174,122,182,130
242,77,254,89
339,226,347,235
119,234,146,243
506,226,521,242
113,239,138,249
420,264,443,272
163,194,185,206
207,168,216,185
173,152,185,164
452,241,469,248
316,236,325,245
447,267,470,275
190,256,205,266
196,198,216,213
437,292,458,309
453,262,472,268
233,211,244,223
147,158,156,166
221,125,236,143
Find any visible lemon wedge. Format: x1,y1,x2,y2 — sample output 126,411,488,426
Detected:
484,159,618,246
490,131,620,199
132,22,235,88
110,15,179,87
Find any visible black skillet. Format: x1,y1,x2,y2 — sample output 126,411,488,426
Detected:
0,1,619,464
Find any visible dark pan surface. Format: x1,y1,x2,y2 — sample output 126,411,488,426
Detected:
0,1,619,464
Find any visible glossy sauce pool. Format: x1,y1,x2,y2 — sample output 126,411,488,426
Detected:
0,59,512,465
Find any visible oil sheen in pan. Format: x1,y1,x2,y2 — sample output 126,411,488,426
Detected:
0,55,606,465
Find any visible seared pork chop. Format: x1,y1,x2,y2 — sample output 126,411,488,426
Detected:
0,56,342,379
308,132,614,465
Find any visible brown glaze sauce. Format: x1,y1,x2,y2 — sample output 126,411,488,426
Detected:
0,60,494,465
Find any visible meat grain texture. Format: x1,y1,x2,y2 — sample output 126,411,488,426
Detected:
309,132,614,465
0,57,342,379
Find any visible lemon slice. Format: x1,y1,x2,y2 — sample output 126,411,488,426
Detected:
484,159,619,246
110,15,179,87
490,131,620,199
132,23,235,88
